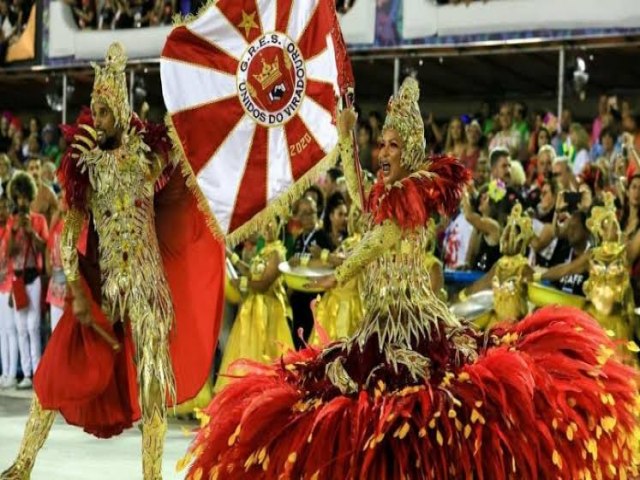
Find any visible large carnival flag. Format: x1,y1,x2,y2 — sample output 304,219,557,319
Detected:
161,0,353,242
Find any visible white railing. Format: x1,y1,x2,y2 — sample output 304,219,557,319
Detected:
47,0,377,63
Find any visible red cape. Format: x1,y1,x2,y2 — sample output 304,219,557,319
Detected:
34,115,225,438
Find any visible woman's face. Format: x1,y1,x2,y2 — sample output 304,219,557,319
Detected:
449,119,462,142
569,129,578,146
537,151,552,175
330,204,348,232
378,128,410,186
467,124,481,146
537,129,550,147
629,178,640,209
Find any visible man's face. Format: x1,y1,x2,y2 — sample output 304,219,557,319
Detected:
539,183,555,212
15,193,30,213
43,130,54,145
601,134,614,153
552,162,570,190
91,101,118,147
297,199,318,232
0,116,7,132
27,159,41,183
492,155,511,182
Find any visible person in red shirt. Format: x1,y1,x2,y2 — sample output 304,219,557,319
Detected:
46,201,66,332
0,192,18,389
7,172,48,390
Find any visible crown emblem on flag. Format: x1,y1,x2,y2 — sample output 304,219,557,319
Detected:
253,57,282,89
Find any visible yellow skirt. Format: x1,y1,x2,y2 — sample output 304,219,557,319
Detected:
311,279,364,345
171,380,213,416
214,292,293,393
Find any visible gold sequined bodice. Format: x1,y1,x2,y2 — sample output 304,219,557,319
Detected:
81,134,172,321
337,223,461,349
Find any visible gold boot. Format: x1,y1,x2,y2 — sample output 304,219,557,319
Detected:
141,408,167,480
0,397,56,480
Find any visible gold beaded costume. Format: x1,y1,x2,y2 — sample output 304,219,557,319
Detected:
584,193,637,341
184,79,640,480
1,43,226,480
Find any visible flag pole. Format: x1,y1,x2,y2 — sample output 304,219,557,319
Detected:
342,88,366,211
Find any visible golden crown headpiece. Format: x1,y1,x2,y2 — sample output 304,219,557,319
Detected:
382,77,425,172
91,42,131,129
500,203,533,256
253,57,282,90
586,192,621,246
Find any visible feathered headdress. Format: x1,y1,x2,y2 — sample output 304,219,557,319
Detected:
91,42,130,129
382,77,425,171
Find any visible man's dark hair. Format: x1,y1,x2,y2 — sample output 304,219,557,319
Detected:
358,122,373,139
326,167,344,183
599,126,616,144
303,184,325,214
489,148,509,169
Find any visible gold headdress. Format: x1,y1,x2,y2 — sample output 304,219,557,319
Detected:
583,192,632,319
91,42,131,128
382,77,425,171
499,203,533,257
586,192,621,250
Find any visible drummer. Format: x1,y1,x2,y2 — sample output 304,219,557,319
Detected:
288,196,335,349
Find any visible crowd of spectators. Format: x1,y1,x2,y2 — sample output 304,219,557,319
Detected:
63,0,179,30
0,0,34,63
348,93,640,304
1,89,639,390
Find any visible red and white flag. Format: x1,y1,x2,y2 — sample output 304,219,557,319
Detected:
161,0,353,241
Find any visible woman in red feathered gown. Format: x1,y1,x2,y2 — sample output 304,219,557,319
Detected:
184,78,640,480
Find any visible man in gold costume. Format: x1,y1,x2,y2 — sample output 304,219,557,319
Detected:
1,42,225,480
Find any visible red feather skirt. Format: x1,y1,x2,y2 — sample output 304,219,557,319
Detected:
184,306,640,480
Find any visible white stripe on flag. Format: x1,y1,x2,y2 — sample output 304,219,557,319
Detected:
305,34,339,95
287,0,320,43
188,5,248,60
197,115,256,234
297,96,338,154
267,126,294,200
256,0,276,33
161,59,236,114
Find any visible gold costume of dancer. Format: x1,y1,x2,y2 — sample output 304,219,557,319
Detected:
584,193,637,341
474,203,534,329
1,43,172,480
312,206,365,344
214,238,293,393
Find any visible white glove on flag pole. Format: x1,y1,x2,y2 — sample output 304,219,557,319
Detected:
161,0,354,243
